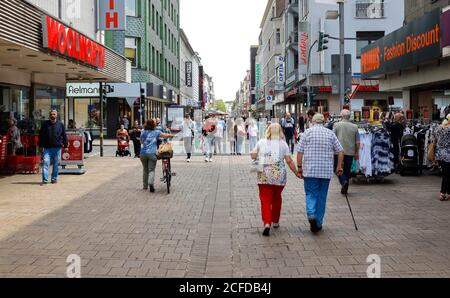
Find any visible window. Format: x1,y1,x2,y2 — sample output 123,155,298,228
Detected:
156,11,159,35
356,0,384,19
125,0,138,17
156,50,160,76
152,47,156,74
152,5,155,30
160,16,163,40
356,31,384,58
165,24,167,45
125,37,139,67
165,59,168,81
276,28,281,45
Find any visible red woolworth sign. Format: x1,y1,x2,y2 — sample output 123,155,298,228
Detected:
42,15,106,69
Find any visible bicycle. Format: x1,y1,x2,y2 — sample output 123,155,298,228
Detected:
158,137,176,194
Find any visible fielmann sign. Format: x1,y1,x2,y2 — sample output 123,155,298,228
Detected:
361,9,441,79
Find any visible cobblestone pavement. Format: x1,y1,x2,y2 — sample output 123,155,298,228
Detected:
0,155,449,278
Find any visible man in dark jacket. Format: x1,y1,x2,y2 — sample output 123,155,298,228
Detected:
38,110,68,185
281,112,296,154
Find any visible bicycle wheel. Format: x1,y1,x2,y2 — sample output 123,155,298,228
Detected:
164,168,171,194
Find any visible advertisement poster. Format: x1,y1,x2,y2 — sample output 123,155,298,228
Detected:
61,134,84,165
362,107,370,119
354,111,361,123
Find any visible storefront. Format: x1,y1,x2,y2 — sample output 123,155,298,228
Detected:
0,0,129,173
361,7,450,122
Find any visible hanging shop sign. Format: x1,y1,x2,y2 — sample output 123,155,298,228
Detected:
98,0,126,31
105,83,142,97
361,9,441,79
298,21,310,76
185,61,193,87
42,15,106,69
66,83,100,97
275,56,285,91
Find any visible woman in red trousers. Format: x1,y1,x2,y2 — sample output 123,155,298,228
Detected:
251,123,300,237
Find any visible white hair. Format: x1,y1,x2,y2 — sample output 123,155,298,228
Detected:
341,109,351,120
312,113,325,124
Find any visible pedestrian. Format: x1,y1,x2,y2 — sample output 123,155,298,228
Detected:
116,124,130,142
434,114,450,201
333,109,360,195
298,115,305,133
38,110,68,185
251,123,299,237
235,118,246,155
214,119,224,155
296,113,344,234
140,119,174,193
281,112,296,154
203,117,217,162
129,120,142,158
386,113,405,171
248,119,259,152
7,119,22,156
182,114,195,162
306,109,316,130
122,115,130,130
227,118,236,155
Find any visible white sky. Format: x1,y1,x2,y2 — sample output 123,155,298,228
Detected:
180,0,267,102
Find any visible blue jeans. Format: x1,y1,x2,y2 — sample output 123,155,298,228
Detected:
249,136,257,152
205,136,215,158
304,178,331,227
42,148,62,182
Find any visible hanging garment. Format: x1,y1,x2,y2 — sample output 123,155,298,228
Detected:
358,131,373,177
371,129,393,177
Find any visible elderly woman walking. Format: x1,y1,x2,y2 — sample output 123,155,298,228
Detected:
251,123,299,237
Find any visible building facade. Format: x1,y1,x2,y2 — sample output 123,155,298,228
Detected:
361,1,450,121
179,29,201,114
105,0,180,130
0,0,129,137
285,0,405,116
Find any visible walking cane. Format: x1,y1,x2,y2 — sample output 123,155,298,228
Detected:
344,193,358,231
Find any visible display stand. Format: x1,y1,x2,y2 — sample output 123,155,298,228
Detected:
59,132,86,175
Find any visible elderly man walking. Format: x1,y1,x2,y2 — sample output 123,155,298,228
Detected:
333,109,360,195
296,113,345,234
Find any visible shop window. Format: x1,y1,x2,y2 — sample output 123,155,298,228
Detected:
125,37,139,68
364,99,388,111
34,86,65,123
126,0,138,17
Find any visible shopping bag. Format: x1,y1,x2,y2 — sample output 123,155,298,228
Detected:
427,142,436,161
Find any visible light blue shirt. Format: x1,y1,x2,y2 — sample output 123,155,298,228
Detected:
140,130,161,155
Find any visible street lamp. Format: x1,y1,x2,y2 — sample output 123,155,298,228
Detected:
326,0,345,110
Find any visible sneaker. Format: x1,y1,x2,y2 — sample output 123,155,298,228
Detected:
149,185,155,193
262,224,271,237
187,159,190,163
273,223,280,229
41,181,48,186
205,158,209,162
51,180,57,184
209,158,213,163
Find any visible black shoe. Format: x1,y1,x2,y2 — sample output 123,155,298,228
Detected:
341,182,349,195
41,181,48,186
309,218,319,233
262,227,270,237
51,180,57,184
149,185,155,193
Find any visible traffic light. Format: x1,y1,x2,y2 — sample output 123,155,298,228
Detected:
301,86,308,107
318,31,329,52
101,83,108,103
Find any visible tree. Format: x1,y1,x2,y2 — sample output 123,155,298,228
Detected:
215,99,227,112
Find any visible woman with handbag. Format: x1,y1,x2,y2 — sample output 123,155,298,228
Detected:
140,119,174,193
434,114,450,201
250,123,300,237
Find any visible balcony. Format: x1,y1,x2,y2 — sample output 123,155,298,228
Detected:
355,1,385,19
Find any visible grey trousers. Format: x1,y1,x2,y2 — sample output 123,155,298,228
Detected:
140,154,157,188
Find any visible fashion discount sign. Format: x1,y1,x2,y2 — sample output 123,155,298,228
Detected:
42,15,106,69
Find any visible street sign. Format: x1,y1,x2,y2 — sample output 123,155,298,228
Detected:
266,96,273,102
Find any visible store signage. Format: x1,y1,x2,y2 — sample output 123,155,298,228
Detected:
98,0,126,31
61,133,84,166
66,83,100,97
298,22,310,76
275,56,285,91
105,83,142,97
42,15,106,69
185,61,193,87
361,9,441,79
442,7,450,57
